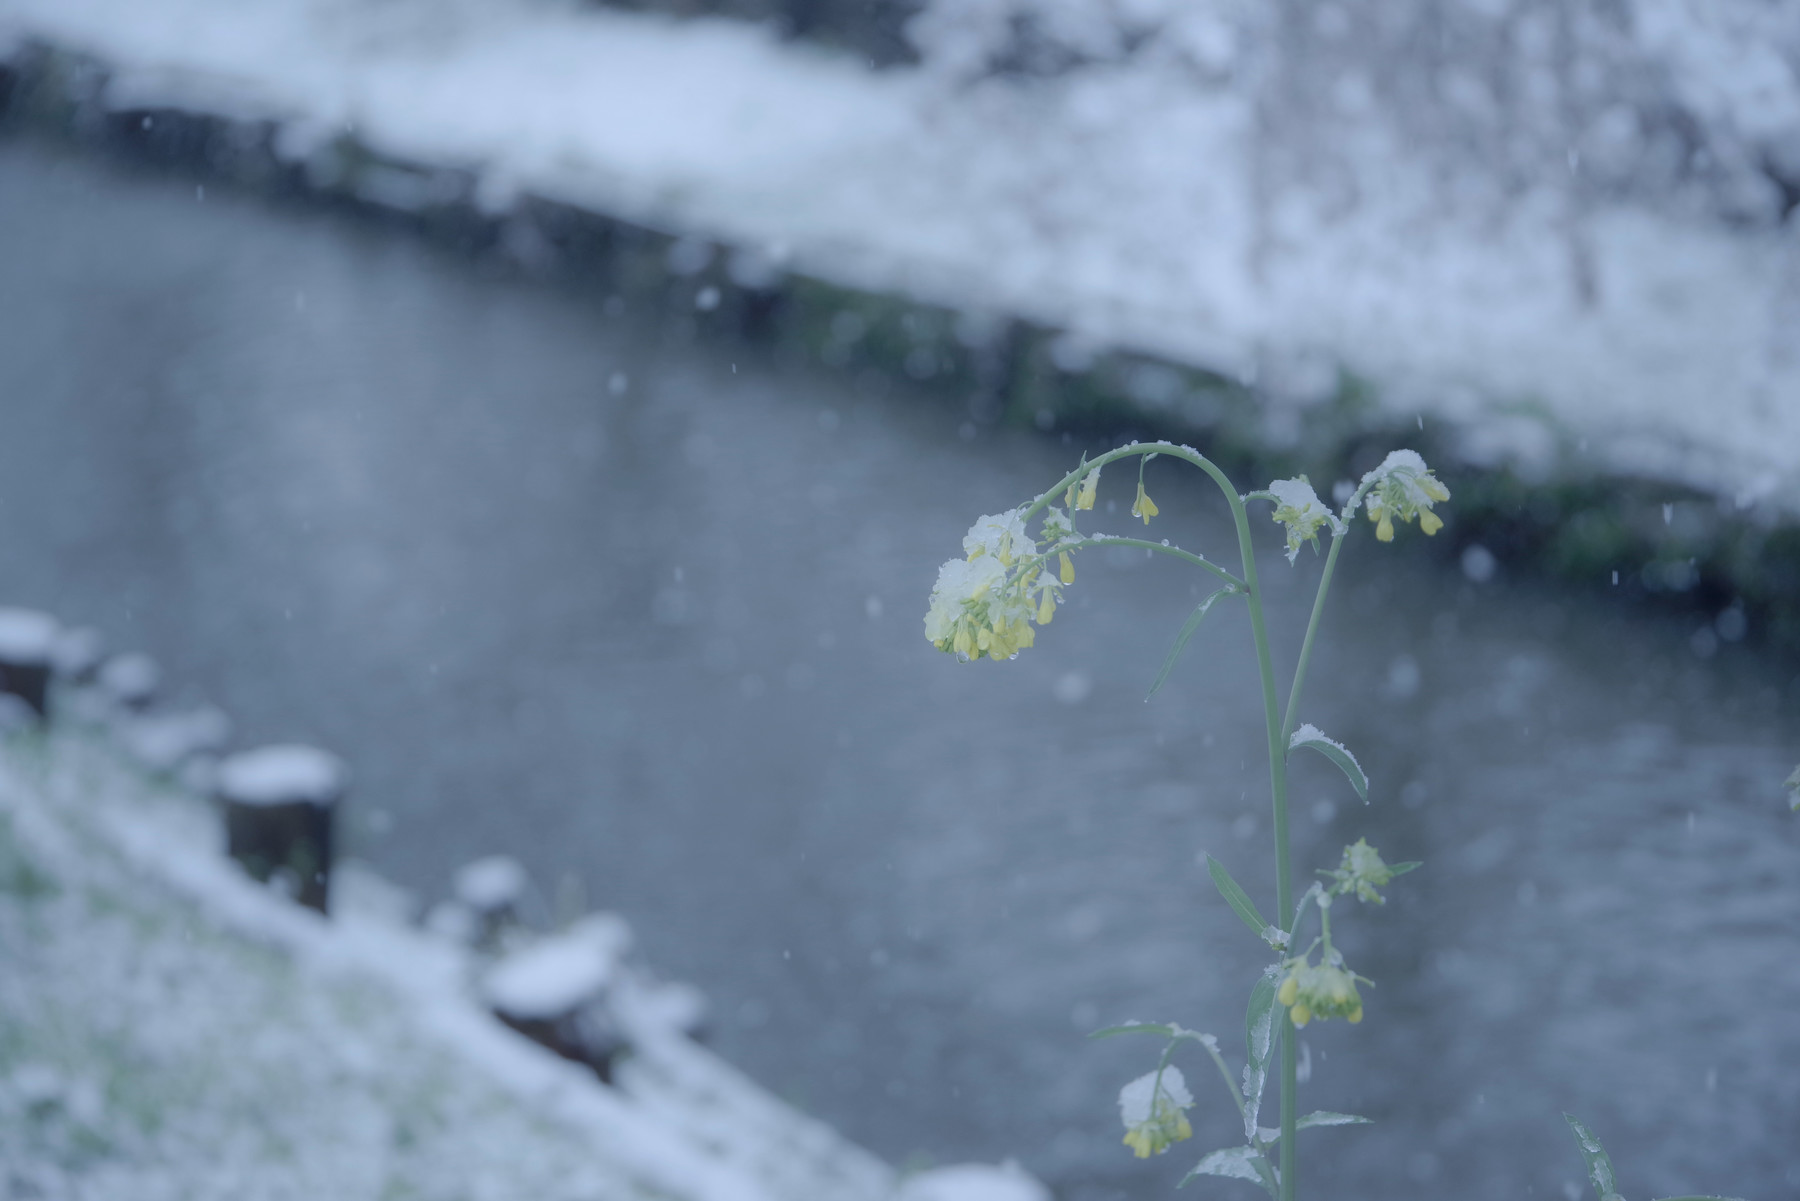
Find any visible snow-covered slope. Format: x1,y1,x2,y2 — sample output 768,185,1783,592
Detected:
0,727,898,1201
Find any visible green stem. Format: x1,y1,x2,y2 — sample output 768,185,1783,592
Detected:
1225,491,1297,1201
1279,530,1347,745
1056,536,1244,591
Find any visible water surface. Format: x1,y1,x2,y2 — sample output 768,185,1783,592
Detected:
1,141,1796,1200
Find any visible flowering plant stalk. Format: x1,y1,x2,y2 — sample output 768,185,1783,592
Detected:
924,440,1449,1199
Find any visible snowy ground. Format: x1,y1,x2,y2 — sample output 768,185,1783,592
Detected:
0,722,912,1201
4,0,1796,514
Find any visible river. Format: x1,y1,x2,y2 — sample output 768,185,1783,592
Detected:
1,139,1795,1200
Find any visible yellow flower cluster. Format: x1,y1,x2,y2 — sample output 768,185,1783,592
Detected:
1360,450,1450,542
923,509,1073,661
1277,957,1364,1028
1267,476,1333,563
1065,465,1100,511
1325,838,1397,905
1118,1068,1194,1158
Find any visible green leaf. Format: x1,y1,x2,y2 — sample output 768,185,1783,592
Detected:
1146,587,1235,701
1240,966,1282,1143
1563,1114,1620,1200
1088,1022,1181,1041
1259,1111,1374,1140
1179,1146,1270,1192
1288,724,1369,801
1207,855,1272,941
1388,861,1423,876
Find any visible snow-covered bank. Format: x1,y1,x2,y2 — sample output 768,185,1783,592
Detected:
0,723,913,1201
2,0,1797,517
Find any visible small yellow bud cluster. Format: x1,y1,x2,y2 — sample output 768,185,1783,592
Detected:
923,509,1075,662
1360,450,1449,542
1276,957,1365,1028
1266,476,1333,564
1325,838,1397,905
1118,1068,1194,1159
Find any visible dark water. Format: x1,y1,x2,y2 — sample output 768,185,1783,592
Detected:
1,140,1796,1201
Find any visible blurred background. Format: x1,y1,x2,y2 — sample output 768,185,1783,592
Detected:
1,2,1798,1199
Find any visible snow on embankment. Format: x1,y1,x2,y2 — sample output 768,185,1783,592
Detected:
0,727,903,1201
2,0,1797,516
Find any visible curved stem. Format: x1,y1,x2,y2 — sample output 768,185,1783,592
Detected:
1022,441,1245,528
1055,536,1244,592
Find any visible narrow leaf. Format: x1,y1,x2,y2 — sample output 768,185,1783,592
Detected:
1288,723,1369,801
1388,861,1423,876
1089,1023,1179,1041
1146,587,1234,701
1207,855,1271,941
1563,1114,1619,1199
1240,966,1282,1142
1180,1146,1266,1187
1256,1111,1373,1142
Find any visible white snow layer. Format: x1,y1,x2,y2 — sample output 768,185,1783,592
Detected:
455,853,529,912
893,1163,1051,1201
215,744,347,806
1117,1066,1192,1126
0,607,60,663
483,912,634,1018
0,728,910,1201
5,0,1795,509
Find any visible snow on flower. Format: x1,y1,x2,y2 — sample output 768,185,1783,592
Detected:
1359,450,1450,542
1267,476,1333,563
1118,1067,1194,1158
926,509,1070,661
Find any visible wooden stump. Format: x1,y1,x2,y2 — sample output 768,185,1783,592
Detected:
216,745,347,915
0,608,60,721
483,913,633,1081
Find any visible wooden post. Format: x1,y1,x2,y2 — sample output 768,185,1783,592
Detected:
453,854,528,949
0,608,60,721
216,745,346,915
483,913,634,1081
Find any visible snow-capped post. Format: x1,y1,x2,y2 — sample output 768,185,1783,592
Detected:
481,913,633,1082
97,651,161,711
453,854,529,949
215,744,347,915
0,607,62,721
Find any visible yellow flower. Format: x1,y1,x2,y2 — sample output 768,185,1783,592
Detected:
1267,477,1333,564
1037,590,1056,624
1131,481,1159,524
1325,838,1399,905
1277,957,1366,1028
1118,1068,1194,1159
1360,450,1448,542
1059,551,1075,585
1075,468,1100,511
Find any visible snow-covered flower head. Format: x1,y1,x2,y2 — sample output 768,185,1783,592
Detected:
925,508,1073,661
1118,1067,1194,1158
962,509,1034,566
1324,838,1397,905
1360,450,1449,542
1267,476,1333,564
1787,765,1799,811
1277,955,1365,1027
